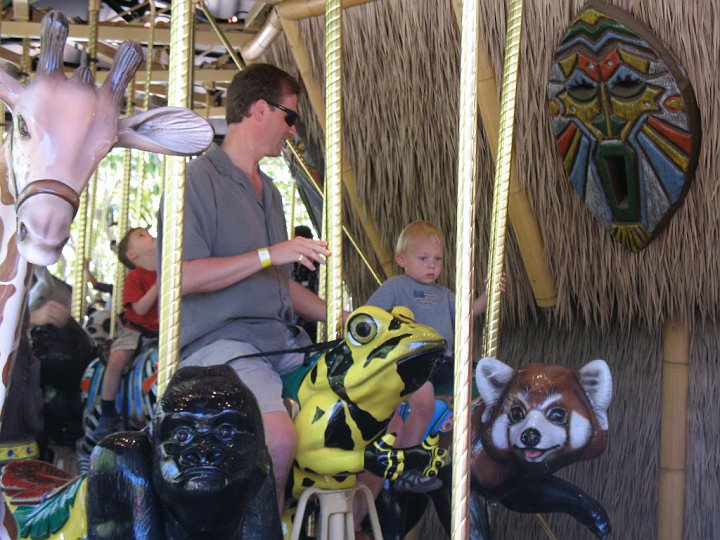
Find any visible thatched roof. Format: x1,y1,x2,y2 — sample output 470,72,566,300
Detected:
263,0,720,335
257,0,720,537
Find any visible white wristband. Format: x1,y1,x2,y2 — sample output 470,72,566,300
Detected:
257,247,272,268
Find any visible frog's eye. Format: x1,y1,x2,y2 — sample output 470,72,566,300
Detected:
347,313,378,345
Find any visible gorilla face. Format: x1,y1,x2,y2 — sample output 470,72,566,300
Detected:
151,366,269,535
155,409,261,493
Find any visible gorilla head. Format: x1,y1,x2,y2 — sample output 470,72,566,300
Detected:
152,365,268,536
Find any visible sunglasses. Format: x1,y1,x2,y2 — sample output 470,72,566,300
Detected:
266,100,299,127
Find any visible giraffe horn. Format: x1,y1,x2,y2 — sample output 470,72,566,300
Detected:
37,11,69,76
102,41,143,108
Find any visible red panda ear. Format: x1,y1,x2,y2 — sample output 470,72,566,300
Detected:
579,359,613,430
475,358,514,423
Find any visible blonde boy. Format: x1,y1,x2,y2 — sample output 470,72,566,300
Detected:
366,221,500,492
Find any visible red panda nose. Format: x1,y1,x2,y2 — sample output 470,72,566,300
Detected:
520,428,541,448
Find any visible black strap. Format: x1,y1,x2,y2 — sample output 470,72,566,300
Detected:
119,311,159,339
226,338,343,366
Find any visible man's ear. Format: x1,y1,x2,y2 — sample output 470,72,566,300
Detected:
249,99,266,121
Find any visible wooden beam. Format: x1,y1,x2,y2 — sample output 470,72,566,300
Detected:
244,1,279,32
0,20,254,48
12,0,29,22
0,47,22,67
93,67,238,83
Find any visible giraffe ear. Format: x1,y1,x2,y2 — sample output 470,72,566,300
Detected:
116,107,214,156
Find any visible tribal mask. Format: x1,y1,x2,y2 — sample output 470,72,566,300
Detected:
547,1,701,251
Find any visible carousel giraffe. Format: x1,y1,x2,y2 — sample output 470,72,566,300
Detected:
0,10,212,537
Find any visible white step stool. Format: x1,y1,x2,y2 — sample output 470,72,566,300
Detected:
290,485,383,540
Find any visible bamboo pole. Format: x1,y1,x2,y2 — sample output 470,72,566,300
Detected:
450,0,480,535
276,0,373,21
323,0,343,338
157,0,193,396
658,316,689,540
450,0,556,308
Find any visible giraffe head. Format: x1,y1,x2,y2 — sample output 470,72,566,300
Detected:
0,11,213,266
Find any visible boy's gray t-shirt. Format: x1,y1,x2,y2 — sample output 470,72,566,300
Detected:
366,275,455,355
158,143,309,359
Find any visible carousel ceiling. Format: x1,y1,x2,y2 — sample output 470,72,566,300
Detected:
0,0,273,121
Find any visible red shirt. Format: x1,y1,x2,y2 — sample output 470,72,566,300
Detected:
122,267,159,332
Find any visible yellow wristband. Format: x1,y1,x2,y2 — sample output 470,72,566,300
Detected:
257,247,272,268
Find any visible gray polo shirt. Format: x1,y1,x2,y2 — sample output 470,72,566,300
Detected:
366,274,455,355
159,143,309,358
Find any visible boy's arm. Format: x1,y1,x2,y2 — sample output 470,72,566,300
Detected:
471,289,488,317
471,273,507,317
130,282,158,316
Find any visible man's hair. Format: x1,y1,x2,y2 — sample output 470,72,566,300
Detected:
395,221,445,254
117,227,145,270
226,63,302,125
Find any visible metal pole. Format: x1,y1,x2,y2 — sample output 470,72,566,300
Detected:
482,0,524,359
323,0,343,338
450,0,480,535
157,0,193,396
110,79,136,339
71,0,101,321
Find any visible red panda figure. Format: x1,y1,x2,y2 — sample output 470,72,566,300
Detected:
470,357,613,539
377,358,613,540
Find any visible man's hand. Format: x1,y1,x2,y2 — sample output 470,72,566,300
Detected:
268,237,330,270
29,300,71,328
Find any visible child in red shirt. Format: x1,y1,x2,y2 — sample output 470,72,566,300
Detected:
93,228,158,440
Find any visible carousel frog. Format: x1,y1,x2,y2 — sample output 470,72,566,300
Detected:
283,306,449,508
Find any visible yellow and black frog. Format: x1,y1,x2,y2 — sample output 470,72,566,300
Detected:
281,305,449,513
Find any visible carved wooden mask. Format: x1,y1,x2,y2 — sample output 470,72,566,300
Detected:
547,1,701,251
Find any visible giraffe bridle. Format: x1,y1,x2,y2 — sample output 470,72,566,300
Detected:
15,180,80,219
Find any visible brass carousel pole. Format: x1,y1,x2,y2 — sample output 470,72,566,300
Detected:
71,0,100,321
110,79,136,339
482,0,523,359
158,0,194,396
323,0,343,338
477,3,554,536
450,0,480,534
134,0,157,224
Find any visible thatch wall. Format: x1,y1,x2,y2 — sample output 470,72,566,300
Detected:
258,0,720,537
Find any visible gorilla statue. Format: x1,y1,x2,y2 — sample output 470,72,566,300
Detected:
87,365,281,539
